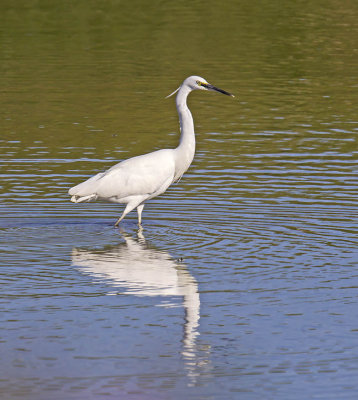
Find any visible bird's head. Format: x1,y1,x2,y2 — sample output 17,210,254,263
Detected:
166,75,234,98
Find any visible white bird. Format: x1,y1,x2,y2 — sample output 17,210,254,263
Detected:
68,75,233,226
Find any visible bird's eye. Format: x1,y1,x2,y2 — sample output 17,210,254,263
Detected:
196,80,202,86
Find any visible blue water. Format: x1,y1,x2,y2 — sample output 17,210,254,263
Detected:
2,0,358,397
1,178,357,399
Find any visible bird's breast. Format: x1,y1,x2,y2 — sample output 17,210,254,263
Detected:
173,146,195,182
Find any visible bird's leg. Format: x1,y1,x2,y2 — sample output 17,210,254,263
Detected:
114,204,132,227
114,215,124,227
137,204,144,226
114,202,142,227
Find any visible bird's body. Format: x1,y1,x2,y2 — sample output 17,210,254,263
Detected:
69,76,233,226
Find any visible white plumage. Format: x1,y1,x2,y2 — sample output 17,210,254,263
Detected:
68,75,233,226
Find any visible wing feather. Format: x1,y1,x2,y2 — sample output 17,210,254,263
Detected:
69,149,176,201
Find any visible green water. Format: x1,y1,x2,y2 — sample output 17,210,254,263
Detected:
1,1,358,399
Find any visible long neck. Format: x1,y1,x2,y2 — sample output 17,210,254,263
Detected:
173,86,196,181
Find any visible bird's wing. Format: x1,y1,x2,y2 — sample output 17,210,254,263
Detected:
85,149,176,200
68,171,105,197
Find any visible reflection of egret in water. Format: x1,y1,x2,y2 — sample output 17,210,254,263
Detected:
71,229,202,379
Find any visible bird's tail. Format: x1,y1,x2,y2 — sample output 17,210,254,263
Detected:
70,194,97,203
69,171,105,203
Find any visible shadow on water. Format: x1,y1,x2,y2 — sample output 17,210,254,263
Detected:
71,228,206,383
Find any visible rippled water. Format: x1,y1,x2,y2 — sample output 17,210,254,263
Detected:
1,0,358,399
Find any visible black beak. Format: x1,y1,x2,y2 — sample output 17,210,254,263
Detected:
203,83,234,97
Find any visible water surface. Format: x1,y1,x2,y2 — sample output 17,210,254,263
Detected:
1,1,358,399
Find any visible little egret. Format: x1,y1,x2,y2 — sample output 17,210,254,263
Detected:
68,75,234,226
